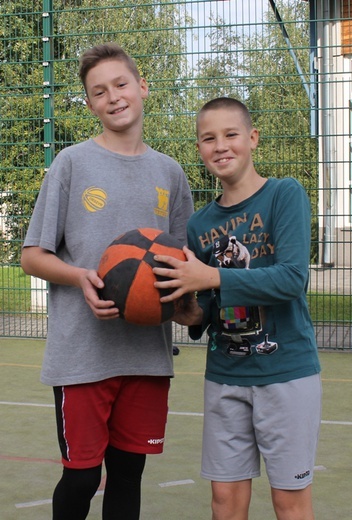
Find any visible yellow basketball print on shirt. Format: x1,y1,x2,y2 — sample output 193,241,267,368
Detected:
82,187,107,212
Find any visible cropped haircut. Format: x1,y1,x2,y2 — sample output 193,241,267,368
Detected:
196,97,253,135
79,43,141,93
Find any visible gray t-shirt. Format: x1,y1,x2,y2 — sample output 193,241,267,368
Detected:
24,139,194,385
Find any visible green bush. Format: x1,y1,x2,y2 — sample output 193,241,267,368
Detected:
0,266,31,312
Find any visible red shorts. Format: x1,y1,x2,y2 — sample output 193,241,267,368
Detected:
53,376,170,469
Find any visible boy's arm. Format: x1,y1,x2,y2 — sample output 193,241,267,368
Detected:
21,246,119,320
154,179,312,308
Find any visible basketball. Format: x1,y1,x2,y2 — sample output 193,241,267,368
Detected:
97,228,187,326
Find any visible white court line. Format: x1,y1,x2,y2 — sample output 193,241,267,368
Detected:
16,491,104,509
159,479,195,487
0,401,54,408
168,411,203,417
321,420,352,426
16,499,52,509
16,482,195,509
1,402,352,425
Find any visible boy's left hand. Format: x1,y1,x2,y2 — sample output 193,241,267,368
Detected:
172,292,203,326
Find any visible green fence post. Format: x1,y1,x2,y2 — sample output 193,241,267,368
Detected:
42,0,54,170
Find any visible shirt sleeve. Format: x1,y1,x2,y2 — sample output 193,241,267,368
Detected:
23,152,70,253
168,167,194,246
218,179,312,308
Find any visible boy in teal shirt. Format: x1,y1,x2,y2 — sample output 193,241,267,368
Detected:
154,97,321,520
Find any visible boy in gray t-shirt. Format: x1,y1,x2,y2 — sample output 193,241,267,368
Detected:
21,43,193,520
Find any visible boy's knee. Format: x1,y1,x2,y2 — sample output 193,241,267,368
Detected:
61,465,102,496
211,480,251,519
271,486,314,520
105,446,146,483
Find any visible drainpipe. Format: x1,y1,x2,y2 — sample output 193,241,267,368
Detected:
321,0,336,266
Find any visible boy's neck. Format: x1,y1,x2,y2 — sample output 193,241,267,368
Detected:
219,174,267,207
94,132,147,156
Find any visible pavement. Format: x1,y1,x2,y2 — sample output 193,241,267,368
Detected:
309,265,352,293
1,313,350,350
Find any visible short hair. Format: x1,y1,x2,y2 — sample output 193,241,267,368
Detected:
79,43,141,93
196,97,253,134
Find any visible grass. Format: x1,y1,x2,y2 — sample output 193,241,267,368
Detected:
0,266,31,312
0,267,351,323
308,293,352,323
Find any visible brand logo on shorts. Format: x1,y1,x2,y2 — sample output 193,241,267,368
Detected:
294,470,310,480
148,437,165,445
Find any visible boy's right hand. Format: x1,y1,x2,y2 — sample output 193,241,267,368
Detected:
79,269,120,320
21,247,119,320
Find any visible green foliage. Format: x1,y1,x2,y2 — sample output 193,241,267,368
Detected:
0,266,31,312
1,0,319,264
1,0,194,261
308,293,352,323
246,1,319,261
195,13,245,105
192,1,319,261
1,0,44,262
244,2,316,178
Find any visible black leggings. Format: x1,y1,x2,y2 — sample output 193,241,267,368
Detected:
52,446,146,520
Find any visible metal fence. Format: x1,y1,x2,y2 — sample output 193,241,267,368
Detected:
1,0,351,349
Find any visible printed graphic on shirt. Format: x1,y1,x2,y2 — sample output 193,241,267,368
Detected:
154,187,169,218
198,212,274,261
213,235,261,337
82,186,107,213
213,235,250,269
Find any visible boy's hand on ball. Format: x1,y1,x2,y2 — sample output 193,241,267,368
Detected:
79,269,120,320
97,229,190,325
153,246,220,301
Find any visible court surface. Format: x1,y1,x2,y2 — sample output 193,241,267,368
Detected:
0,338,351,519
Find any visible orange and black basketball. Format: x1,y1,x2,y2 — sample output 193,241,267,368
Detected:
97,228,187,326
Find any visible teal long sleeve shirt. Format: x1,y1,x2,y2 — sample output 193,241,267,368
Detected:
187,177,321,386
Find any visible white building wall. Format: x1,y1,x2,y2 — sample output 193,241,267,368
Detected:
316,0,351,265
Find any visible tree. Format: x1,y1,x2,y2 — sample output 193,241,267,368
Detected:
1,0,196,261
1,0,319,262
1,0,45,262
242,0,318,261
189,0,318,259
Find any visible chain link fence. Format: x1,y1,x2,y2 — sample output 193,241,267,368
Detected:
1,0,351,349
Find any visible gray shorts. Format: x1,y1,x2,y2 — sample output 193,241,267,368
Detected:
201,374,322,489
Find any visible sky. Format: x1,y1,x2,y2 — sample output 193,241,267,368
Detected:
184,0,268,66
187,0,267,28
